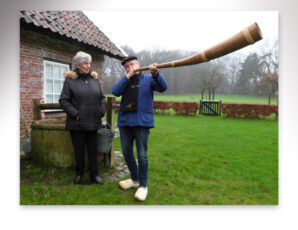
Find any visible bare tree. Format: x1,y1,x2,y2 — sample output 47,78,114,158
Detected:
258,38,279,104
200,61,226,100
259,71,278,104
193,64,209,99
220,54,243,94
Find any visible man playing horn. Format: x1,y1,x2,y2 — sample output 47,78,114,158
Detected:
112,56,168,201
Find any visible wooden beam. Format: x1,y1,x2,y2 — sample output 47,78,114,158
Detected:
32,99,41,121
105,97,116,168
39,103,61,110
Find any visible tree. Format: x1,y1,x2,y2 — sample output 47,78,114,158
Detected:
258,38,279,104
102,56,123,93
259,71,278,104
220,54,243,94
235,52,262,95
193,64,209,99
102,45,137,93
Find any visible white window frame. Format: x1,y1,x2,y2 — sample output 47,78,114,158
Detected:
43,60,70,103
43,60,70,112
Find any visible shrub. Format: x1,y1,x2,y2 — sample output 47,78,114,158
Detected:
115,100,199,115
154,101,199,115
153,101,172,113
172,102,199,115
219,103,278,118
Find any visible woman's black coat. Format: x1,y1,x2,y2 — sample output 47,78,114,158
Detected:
59,69,106,131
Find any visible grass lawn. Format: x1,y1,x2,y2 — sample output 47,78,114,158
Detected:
20,114,278,205
153,94,278,105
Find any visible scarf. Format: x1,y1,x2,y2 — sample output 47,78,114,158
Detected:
121,74,140,112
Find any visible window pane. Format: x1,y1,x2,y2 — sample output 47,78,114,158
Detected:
45,64,52,78
53,65,60,79
60,80,65,91
46,79,53,93
46,94,53,103
54,94,60,103
44,60,70,104
53,80,60,93
60,66,68,79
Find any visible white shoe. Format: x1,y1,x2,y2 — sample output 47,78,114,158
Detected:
119,179,139,190
134,187,148,201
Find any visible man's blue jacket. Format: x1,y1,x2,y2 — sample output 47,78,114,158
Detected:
112,72,168,128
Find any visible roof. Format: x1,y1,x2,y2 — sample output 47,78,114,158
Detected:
19,11,125,60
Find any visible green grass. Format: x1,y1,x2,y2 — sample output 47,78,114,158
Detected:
153,94,278,105
20,114,278,205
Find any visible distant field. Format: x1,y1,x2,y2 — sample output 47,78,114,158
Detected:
153,94,278,105
106,94,278,105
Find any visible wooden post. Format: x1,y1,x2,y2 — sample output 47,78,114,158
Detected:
32,99,41,121
105,97,116,168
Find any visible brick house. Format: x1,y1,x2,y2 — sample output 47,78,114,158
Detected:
20,11,125,137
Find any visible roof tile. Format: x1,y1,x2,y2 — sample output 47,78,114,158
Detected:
20,10,125,59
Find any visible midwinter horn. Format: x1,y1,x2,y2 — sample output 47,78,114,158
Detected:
135,22,263,72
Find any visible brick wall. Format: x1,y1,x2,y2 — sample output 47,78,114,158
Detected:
20,28,104,137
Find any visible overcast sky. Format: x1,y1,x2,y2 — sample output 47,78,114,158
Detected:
84,10,278,55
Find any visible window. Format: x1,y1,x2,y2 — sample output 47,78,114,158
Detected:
43,60,70,103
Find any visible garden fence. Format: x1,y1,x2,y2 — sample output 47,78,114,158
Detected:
199,100,221,116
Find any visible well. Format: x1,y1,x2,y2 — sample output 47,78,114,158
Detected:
31,118,76,168
31,97,116,168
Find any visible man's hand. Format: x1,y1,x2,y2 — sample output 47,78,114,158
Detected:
126,67,136,79
149,63,159,78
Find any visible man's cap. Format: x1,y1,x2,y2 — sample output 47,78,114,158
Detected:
121,55,138,66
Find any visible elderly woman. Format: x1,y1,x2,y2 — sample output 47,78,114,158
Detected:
59,51,106,185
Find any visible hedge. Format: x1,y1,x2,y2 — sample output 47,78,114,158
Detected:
114,100,199,115
219,103,278,118
153,101,199,115
114,100,278,118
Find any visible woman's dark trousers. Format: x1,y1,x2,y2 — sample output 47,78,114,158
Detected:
70,130,98,177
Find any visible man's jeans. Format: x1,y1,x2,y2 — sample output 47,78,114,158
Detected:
119,126,150,187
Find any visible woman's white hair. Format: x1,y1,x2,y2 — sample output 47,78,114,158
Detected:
72,51,92,69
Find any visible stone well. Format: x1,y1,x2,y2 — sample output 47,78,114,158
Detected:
31,118,107,168
31,118,76,168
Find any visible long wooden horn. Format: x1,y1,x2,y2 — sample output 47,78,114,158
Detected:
135,22,263,72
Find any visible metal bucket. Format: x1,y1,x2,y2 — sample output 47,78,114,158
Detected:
96,122,115,153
